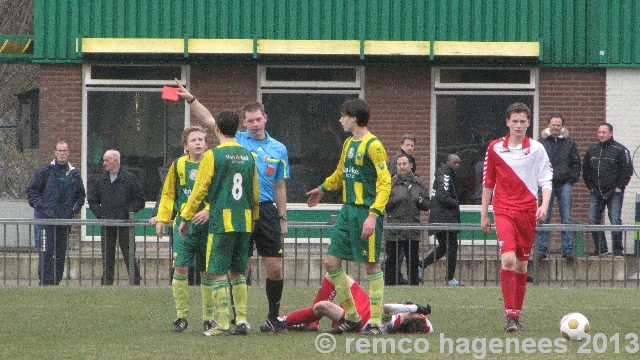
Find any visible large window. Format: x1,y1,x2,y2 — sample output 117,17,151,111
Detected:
433,68,537,205
84,65,187,202
259,65,364,203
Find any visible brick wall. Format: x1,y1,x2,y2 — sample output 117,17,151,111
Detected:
539,68,606,253
37,64,610,252
365,65,432,179
38,64,83,166
189,64,256,145
38,64,83,243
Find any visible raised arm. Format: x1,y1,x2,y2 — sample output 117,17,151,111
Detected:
174,78,216,131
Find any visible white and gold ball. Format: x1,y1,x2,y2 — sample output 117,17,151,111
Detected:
559,312,590,341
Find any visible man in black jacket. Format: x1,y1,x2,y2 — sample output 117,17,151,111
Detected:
583,123,633,257
422,154,462,286
537,115,581,261
88,149,145,285
27,141,86,285
384,154,430,285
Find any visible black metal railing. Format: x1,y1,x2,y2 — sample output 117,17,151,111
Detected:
1,218,639,287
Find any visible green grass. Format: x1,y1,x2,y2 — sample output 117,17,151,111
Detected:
1,285,639,359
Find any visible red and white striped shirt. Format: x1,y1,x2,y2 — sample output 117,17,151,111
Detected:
483,134,552,214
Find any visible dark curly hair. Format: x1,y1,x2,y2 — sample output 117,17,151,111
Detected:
387,317,427,334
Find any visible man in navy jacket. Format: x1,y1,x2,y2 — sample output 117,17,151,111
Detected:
27,141,86,285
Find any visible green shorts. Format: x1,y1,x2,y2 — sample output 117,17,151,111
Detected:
327,203,383,263
206,232,251,275
172,216,208,271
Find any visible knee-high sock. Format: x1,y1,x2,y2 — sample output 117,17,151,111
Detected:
500,269,517,319
514,272,528,317
368,271,384,327
283,306,321,326
313,277,336,305
328,267,359,322
266,278,283,320
212,279,231,330
201,277,214,322
231,277,248,324
172,272,189,319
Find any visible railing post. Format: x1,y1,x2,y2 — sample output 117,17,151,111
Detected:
129,212,136,285
635,194,640,257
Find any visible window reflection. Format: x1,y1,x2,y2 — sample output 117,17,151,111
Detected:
87,91,184,201
262,93,358,203
436,95,534,205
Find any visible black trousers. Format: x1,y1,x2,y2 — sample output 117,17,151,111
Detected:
101,226,141,285
39,225,70,285
422,231,459,281
384,240,420,285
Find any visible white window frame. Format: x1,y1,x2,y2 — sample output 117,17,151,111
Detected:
257,64,364,209
258,65,364,90
81,64,190,242
430,67,539,244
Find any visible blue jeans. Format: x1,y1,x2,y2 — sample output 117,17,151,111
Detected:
587,191,624,253
538,183,575,255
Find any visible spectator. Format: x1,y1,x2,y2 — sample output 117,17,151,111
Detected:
422,154,463,286
537,115,581,261
388,134,416,175
470,159,484,205
27,141,86,285
88,150,144,285
583,123,633,257
384,154,430,286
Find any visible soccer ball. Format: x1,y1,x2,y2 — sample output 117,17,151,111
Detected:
559,312,590,341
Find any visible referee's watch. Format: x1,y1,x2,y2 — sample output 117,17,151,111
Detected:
278,215,288,221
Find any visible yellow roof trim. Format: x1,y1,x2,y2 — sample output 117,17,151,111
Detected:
433,41,539,57
257,39,360,55
81,38,183,53
1,39,32,54
364,40,430,56
189,39,253,54
78,38,539,58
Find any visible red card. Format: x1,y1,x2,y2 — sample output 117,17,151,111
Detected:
162,86,179,101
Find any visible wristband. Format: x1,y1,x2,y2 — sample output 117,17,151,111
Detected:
186,96,197,104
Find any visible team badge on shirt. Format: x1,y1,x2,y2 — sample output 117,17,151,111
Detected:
189,169,198,180
356,151,364,161
523,147,531,156
266,164,275,176
347,147,355,159
377,162,386,170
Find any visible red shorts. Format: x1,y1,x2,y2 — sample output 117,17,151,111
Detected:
494,210,536,261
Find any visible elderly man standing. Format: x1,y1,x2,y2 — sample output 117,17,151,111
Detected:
27,140,86,285
88,150,145,285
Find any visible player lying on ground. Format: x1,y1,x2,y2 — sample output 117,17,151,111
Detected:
280,273,433,334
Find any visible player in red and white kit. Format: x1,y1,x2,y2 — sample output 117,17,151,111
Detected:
480,102,552,333
280,273,432,334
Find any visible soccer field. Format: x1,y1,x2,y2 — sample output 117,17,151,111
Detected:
1,285,638,359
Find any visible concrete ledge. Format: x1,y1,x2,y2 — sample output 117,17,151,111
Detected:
1,251,639,284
